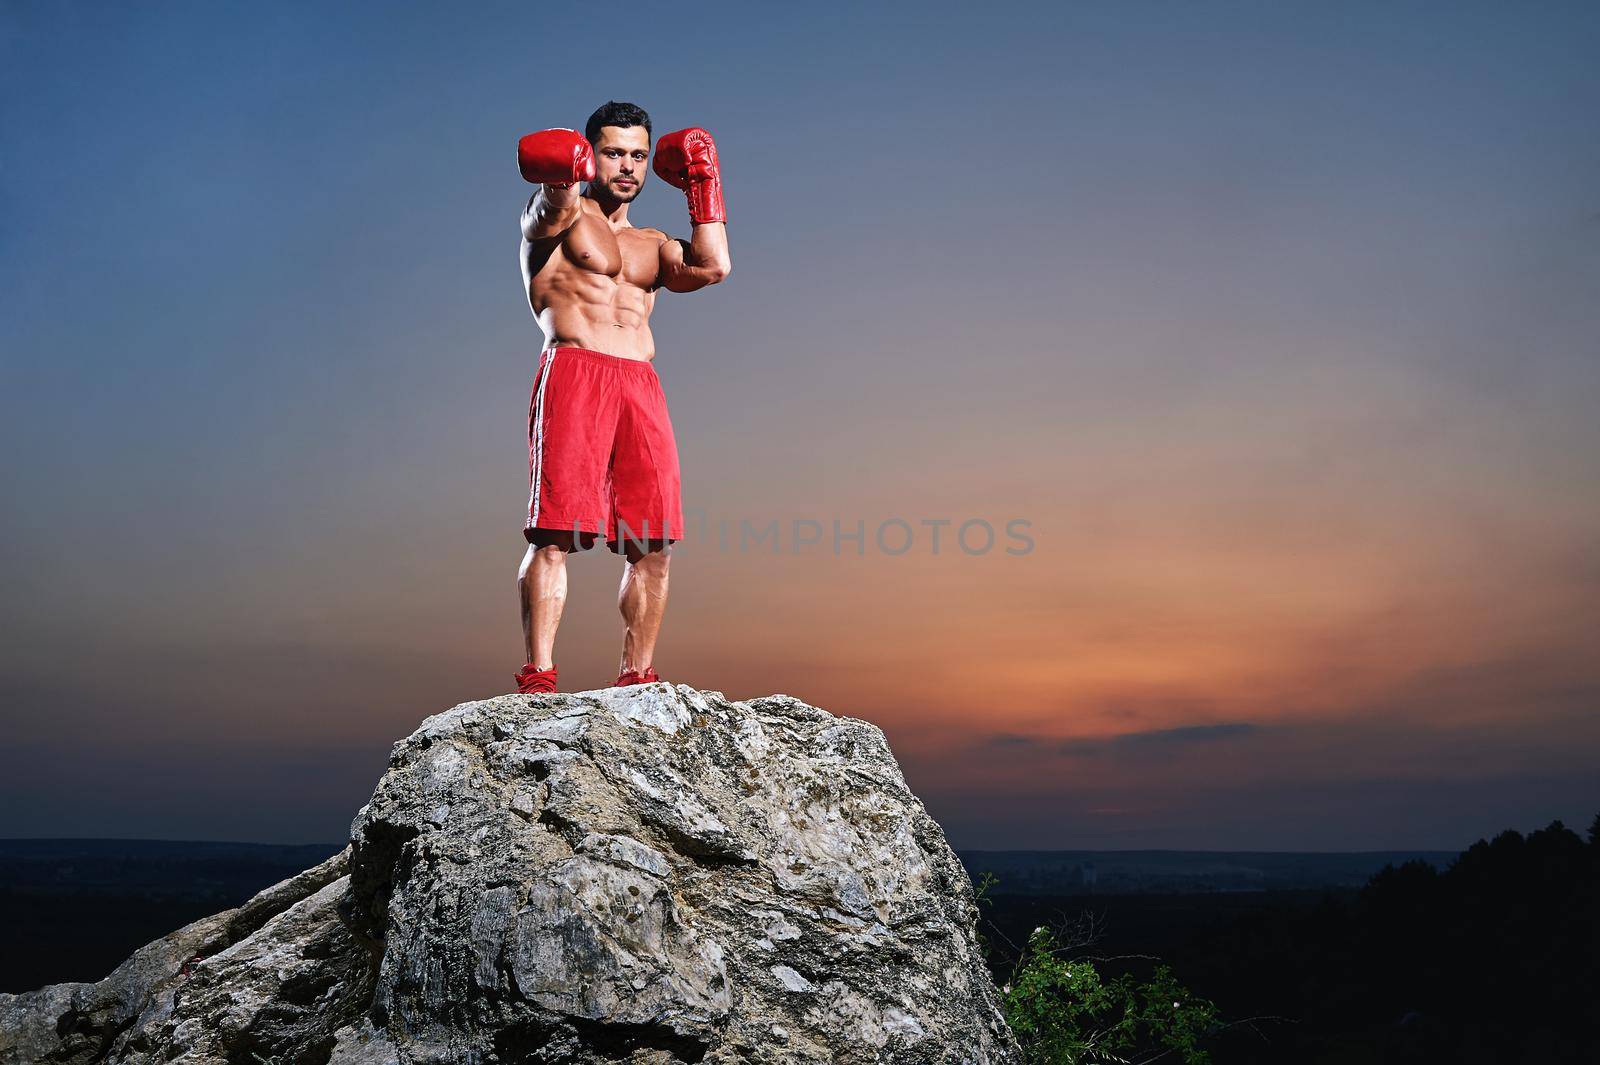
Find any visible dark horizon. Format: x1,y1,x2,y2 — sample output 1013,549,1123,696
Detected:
0,836,1468,855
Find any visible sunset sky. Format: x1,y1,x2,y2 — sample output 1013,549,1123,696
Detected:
3,1,1597,850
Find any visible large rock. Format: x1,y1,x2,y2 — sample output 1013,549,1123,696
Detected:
2,685,1020,1064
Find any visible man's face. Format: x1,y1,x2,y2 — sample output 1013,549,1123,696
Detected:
591,125,650,202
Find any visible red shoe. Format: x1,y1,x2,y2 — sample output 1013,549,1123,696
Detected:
614,666,661,687
515,663,558,694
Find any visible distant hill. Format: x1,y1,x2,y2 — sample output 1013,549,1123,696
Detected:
956,848,1458,894
0,838,345,898
0,839,1449,902
0,839,1456,993
0,838,345,992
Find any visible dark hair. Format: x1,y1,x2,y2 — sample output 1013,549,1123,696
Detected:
585,101,651,146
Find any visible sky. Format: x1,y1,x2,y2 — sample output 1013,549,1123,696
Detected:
2,0,1597,851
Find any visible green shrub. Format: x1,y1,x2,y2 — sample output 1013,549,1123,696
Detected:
975,873,1221,1065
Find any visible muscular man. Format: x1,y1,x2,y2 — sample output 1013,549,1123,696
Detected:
511,101,730,695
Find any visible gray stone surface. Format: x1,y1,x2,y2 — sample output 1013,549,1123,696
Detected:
1,685,1020,1064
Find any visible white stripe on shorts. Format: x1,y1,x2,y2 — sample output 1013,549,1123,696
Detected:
526,349,557,527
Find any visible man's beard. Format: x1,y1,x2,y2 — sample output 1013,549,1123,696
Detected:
587,179,639,209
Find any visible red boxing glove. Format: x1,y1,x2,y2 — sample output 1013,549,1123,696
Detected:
652,127,726,225
518,127,595,187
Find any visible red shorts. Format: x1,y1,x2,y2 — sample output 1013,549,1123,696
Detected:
524,346,684,552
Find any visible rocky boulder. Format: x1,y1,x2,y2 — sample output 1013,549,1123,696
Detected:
1,684,1020,1064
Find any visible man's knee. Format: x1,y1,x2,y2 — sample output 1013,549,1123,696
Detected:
534,542,569,565
520,531,585,584
621,538,674,567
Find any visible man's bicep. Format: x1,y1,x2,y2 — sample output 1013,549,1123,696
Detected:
656,235,685,272
657,236,711,293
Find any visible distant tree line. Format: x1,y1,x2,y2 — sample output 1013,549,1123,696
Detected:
979,812,1600,1064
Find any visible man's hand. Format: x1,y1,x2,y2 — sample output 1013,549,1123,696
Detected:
651,127,726,225
518,128,595,187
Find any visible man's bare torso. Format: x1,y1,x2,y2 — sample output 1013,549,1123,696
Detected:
521,198,670,363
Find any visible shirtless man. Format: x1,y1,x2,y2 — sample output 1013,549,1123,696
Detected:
511,101,730,695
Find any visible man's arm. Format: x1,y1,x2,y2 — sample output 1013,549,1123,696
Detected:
521,184,583,243
518,128,592,242
657,224,730,293
651,126,730,292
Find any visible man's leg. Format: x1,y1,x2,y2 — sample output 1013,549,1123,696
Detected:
617,538,671,675
608,359,682,680
520,529,585,668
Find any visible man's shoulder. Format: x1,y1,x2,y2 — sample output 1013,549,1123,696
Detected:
629,225,672,243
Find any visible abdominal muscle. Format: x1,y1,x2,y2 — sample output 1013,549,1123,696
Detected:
529,249,660,362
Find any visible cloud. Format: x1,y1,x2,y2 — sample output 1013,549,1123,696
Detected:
984,732,1041,748
1062,721,1263,756
983,721,1263,758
